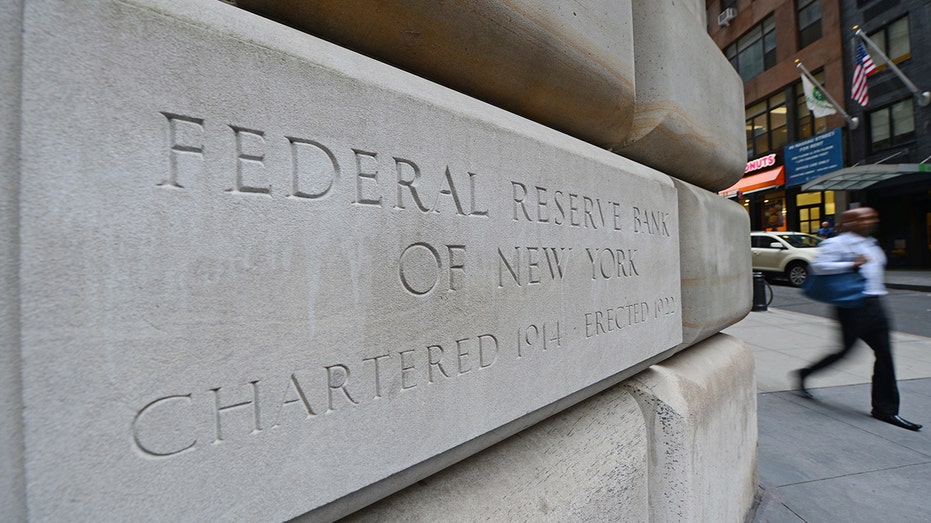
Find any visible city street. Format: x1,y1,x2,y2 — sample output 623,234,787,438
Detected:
765,279,931,338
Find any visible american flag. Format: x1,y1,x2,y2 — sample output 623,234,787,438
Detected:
851,41,877,107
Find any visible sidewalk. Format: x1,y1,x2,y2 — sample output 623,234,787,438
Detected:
723,306,931,523
885,269,931,292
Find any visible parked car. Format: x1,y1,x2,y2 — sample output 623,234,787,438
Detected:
750,232,822,287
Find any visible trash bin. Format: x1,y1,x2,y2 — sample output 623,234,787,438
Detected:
752,272,767,312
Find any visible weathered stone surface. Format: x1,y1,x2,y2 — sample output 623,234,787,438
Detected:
15,0,680,520
237,1,743,192
614,0,746,191
237,0,636,152
624,334,758,522
1,1,25,521
682,0,709,26
674,178,752,349
338,385,649,523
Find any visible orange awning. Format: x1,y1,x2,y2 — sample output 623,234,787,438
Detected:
718,167,785,198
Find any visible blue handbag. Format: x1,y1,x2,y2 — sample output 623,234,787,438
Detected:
802,271,867,308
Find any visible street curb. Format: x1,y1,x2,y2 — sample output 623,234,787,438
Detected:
886,283,931,292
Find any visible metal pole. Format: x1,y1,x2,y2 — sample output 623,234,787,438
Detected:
795,60,860,129
854,27,931,107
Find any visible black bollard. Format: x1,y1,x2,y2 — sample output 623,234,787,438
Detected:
752,272,768,312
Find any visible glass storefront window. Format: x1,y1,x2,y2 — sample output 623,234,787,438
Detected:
796,192,832,234
796,192,822,206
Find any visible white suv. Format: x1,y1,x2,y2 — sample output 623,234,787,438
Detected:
750,232,822,287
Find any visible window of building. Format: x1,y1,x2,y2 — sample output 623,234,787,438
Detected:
869,99,915,151
746,90,787,158
795,71,828,139
797,0,822,48
726,15,776,82
867,16,910,67
796,191,833,234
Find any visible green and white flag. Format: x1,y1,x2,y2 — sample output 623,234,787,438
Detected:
801,74,836,117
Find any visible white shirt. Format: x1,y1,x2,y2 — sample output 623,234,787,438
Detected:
811,231,887,296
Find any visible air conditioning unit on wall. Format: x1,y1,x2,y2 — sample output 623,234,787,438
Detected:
718,7,737,27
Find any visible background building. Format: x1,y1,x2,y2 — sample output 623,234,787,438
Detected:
707,0,931,268
838,0,931,268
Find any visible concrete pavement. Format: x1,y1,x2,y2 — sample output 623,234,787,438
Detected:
723,271,931,523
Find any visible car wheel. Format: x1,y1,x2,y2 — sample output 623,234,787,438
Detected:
786,262,809,287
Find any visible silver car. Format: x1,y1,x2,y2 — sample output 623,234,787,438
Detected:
750,232,822,287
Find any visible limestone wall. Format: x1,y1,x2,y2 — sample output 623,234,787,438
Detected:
336,334,755,523
1,0,25,520
2,1,755,521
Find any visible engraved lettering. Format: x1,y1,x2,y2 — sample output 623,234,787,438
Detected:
363,354,391,399
585,248,639,280
544,247,572,279
499,247,572,287
569,193,580,226
599,249,613,279
272,374,316,428
478,334,499,368
432,167,466,215
325,364,360,412
468,172,489,217
353,149,382,206
633,207,671,237
229,126,271,194
456,338,472,375
584,313,595,337
503,184,627,232
212,380,261,444
289,137,338,199
160,112,204,189
618,249,639,277
399,242,464,295
428,344,451,383
394,157,431,212
446,245,466,291
535,186,549,223
399,349,418,390
527,247,541,284
519,324,538,357
497,247,520,287
159,114,491,223
132,394,196,458
517,321,562,357
584,302,651,338
583,196,597,229
654,296,677,318
554,190,566,225
512,181,531,221
399,242,441,295
595,310,607,334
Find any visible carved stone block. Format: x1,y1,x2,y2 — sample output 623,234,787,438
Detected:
13,1,682,520
624,333,758,522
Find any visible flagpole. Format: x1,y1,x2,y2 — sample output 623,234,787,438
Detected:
795,60,859,129
854,26,931,107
